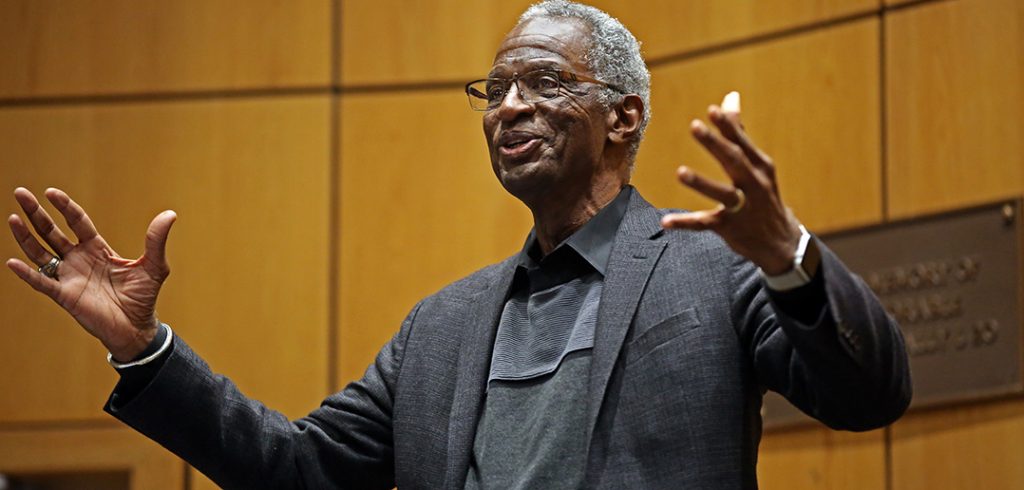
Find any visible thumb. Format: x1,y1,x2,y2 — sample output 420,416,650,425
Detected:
143,210,177,271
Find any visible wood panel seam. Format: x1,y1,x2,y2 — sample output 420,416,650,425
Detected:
341,3,922,97
0,419,122,432
880,9,890,222
328,96,341,394
328,0,342,395
884,425,894,490
645,8,879,69
339,8,886,95
884,0,957,14
331,0,341,87
0,86,332,108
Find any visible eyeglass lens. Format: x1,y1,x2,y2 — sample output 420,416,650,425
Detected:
468,71,563,110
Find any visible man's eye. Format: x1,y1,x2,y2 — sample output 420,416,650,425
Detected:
486,84,506,101
535,75,561,89
526,74,561,93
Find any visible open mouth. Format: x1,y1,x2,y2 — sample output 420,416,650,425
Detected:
498,135,542,158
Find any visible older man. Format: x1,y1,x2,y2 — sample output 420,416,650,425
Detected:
7,1,910,489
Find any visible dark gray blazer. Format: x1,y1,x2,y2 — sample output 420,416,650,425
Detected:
107,190,911,489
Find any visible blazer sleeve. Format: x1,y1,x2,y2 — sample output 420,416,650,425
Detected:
104,300,424,490
731,238,913,431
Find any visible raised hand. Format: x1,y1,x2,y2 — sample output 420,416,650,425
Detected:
660,92,803,275
6,188,176,361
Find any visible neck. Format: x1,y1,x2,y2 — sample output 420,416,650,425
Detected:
530,179,624,255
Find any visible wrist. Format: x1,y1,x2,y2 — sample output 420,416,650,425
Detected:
757,228,803,275
108,324,173,370
759,250,796,276
760,225,821,291
108,325,159,363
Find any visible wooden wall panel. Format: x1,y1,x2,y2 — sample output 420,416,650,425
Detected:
605,0,877,63
340,0,876,86
886,0,1024,218
0,426,184,490
886,0,1024,487
635,19,882,233
0,96,331,422
758,428,886,489
190,471,219,490
884,1,1019,488
337,91,532,385
0,0,332,98
891,399,1024,489
340,1,532,86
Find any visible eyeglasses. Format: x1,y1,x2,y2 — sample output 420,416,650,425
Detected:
464,69,625,111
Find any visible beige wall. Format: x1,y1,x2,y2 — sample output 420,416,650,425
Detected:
1,0,1021,488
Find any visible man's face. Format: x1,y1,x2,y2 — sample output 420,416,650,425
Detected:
484,18,611,203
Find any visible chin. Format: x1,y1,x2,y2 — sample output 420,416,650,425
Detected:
495,160,559,205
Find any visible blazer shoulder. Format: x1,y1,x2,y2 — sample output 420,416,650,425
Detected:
421,255,517,306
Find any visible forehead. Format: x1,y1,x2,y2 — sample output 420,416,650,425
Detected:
490,17,592,76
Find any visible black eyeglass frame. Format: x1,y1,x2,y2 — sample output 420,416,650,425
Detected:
464,69,627,111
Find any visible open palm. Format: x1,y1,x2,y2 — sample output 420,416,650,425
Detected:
6,188,176,360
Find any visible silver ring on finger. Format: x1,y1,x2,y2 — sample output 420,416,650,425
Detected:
723,188,746,214
38,256,61,279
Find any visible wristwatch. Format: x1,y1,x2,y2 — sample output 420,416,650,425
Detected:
761,224,821,291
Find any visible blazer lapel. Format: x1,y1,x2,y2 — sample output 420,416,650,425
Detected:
586,192,667,445
443,258,517,489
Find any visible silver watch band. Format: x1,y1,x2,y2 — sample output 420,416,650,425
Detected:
760,225,813,292
106,323,174,369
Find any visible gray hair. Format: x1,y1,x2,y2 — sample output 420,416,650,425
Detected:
518,0,651,164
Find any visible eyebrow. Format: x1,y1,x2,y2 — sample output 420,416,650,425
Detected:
487,60,566,78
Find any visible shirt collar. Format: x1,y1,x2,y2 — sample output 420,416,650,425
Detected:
516,185,633,276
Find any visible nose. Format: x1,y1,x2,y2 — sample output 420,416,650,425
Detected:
495,80,535,122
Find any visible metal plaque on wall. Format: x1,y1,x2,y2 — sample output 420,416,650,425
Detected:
763,199,1023,429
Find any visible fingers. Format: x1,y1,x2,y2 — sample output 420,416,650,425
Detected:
143,210,177,274
708,92,775,174
8,214,58,266
676,166,744,209
45,188,100,244
695,91,782,197
689,119,756,189
13,187,74,256
6,258,61,300
661,209,718,231
663,165,744,231
709,107,773,170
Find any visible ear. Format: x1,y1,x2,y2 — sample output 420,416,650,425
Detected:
606,94,644,145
